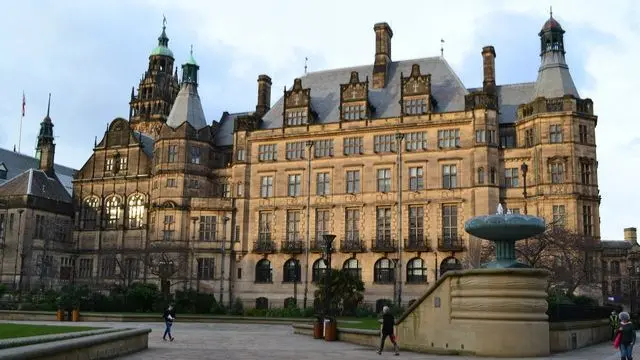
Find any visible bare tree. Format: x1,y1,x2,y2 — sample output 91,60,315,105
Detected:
141,251,183,294
462,236,494,269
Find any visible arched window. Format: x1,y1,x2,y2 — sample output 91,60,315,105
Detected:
104,196,122,229
312,258,327,283
407,258,427,283
490,167,497,184
127,194,145,229
374,258,395,284
284,297,296,308
611,261,621,275
283,258,301,283
440,256,462,276
477,167,485,185
343,258,361,280
255,259,272,283
256,297,269,310
82,196,100,230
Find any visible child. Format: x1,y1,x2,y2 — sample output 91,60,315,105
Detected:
377,306,399,356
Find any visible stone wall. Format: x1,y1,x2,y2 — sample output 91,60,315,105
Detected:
549,319,610,353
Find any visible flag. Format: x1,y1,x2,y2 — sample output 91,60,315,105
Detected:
21,92,25,117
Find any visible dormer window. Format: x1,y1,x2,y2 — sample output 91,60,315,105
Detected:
340,71,372,121
283,78,314,126
401,64,432,116
0,163,7,180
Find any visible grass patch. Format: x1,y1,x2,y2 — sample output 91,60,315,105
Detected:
0,323,100,340
336,317,381,330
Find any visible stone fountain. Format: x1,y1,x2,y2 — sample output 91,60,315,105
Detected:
464,203,546,268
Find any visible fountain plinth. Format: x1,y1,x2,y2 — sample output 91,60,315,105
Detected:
464,204,546,268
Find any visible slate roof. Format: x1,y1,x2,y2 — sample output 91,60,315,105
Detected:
261,56,469,129
215,111,251,147
0,148,76,195
0,168,72,203
166,83,207,130
132,131,155,157
468,83,537,124
533,52,579,99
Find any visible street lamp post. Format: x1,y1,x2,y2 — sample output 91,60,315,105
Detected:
191,217,198,291
322,234,335,320
220,216,230,306
395,133,404,306
303,140,314,309
520,163,528,215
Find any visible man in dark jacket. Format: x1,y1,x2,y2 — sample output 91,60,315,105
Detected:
162,305,176,341
377,306,399,355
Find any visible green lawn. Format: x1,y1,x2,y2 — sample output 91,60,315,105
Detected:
336,317,381,330
0,323,100,340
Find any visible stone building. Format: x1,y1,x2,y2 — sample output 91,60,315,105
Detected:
72,14,600,309
0,97,77,290
600,227,640,311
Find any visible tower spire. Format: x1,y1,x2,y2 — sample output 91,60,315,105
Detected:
36,93,56,175
46,92,51,118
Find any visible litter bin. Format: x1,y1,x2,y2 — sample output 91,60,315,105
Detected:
56,309,64,321
324,318,337,341
313,318,323,339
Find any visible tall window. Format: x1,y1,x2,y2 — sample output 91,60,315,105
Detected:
315,209,330,240
316,172,330,195
124,258,139,281
342,258,361,280
377,169,391,192
199,216,217,241
288,174,302,196
477,167,485,185
342,104,366,120
286,110,307,126
105,158,114,172
525,128,535,147
549,124,563,143
404,99,427,115
127,194,145,228
374,134,396,153
258,212,272,241
260,176,273,198
581,161,593,185
197,258,215,280
78,258,93,278
345,209,360,241
407,258,427,283
346,170,360,193
190,146,201,164
409,167,424,191
343,137,363,155
283,259,301,283
258,144,277,161
314,140,334,158
490,167,497,184
550,163,564,183
374,258,395,284
286,210,301,241
312,259,327,282
437,129,460,148
163,215,175,241
442,205,458,241
104,196,122,229
376,207,392,242
442,165,457,188
34,215,45,239
100,256,116,278
504,168,519,188
583,205,593,236
255,259,272,283
408,206,424,243
579,124,588,144
82,197,99,230
167,145,177,163
405,132,427,151
552,205,565,228
285,142,305,160
117,157,128,172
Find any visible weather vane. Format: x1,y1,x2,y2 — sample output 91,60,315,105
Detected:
440,39,445,57
163,15,167,28
549,6,553,17
304,57,308,74
190,44,194,57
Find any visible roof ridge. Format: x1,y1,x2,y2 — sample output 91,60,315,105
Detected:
303,55,444,77
0,147,76,172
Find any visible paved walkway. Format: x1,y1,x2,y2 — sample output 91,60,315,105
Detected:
0,320,628,359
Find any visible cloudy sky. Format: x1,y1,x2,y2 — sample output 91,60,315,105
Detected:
0,0,638,240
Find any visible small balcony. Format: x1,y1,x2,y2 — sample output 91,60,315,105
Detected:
405,237,431,252
280,239,305,254
371,238,397,253
310,238,336,253
340,238,367,253
437,236,464,252
253,239,277,254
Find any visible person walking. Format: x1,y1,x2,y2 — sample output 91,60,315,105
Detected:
162,305,176,341
616,311,636,360
611,311,621,340
377,306,399,356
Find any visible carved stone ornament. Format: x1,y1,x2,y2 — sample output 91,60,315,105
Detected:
402,64,431,96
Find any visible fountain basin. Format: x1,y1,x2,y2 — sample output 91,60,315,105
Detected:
464,214,546,242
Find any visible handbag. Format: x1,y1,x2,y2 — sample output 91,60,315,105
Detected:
614,332,622,349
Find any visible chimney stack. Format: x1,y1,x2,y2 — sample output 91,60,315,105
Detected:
482,46,496,95
624,227,637,244
372,22,393,89
256,74,272,117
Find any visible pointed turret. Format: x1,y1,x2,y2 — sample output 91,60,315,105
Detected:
166,46,207,130
533,10,579,99
36,93,56,176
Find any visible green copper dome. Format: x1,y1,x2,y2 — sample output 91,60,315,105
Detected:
150,21,173,58
151,45,174,58
186,45,198,65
